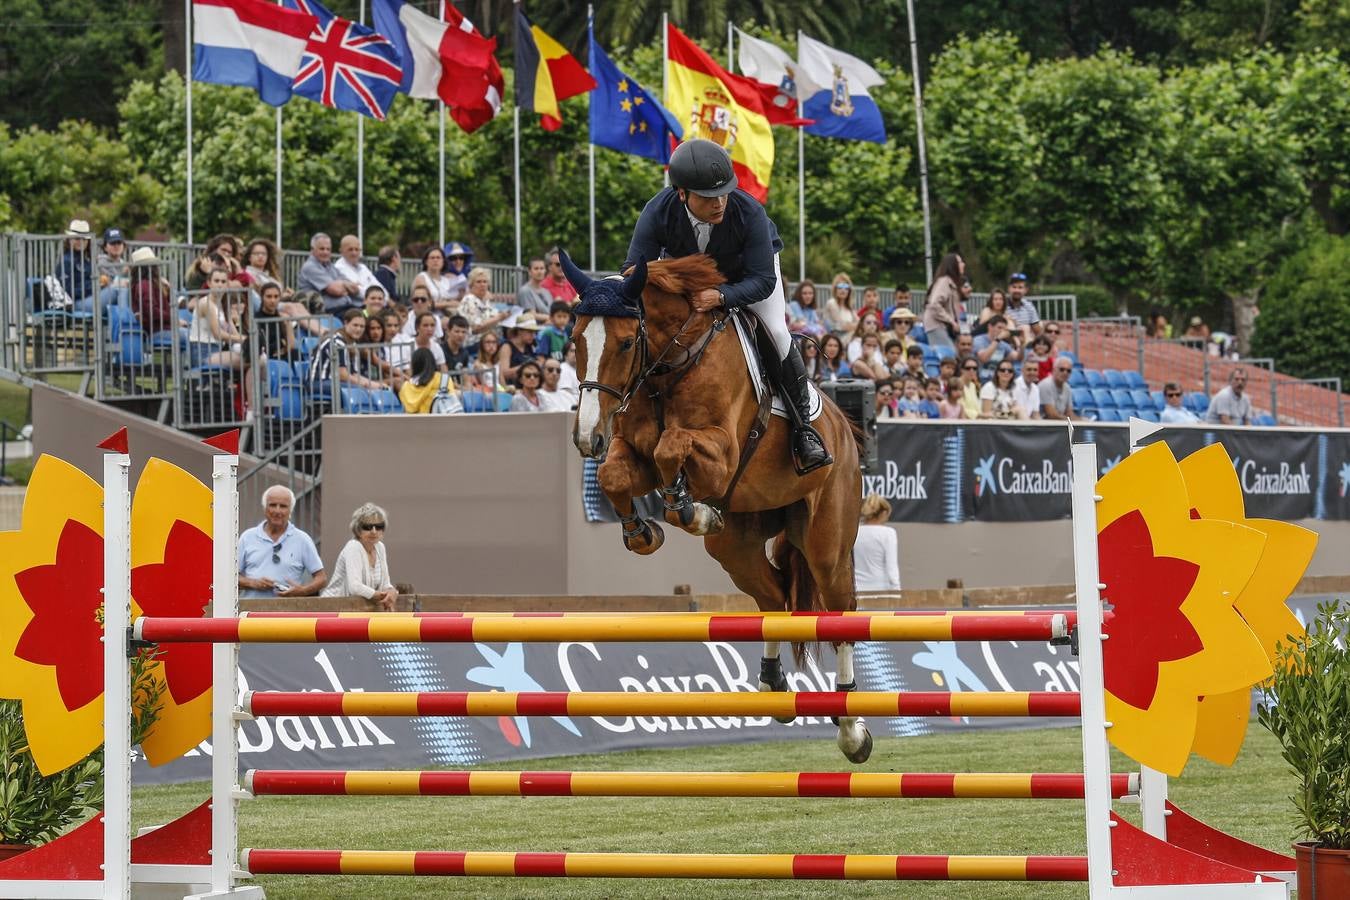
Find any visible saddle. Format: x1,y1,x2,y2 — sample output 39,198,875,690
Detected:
728,310,823,422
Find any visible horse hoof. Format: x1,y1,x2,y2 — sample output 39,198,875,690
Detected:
757,681,798,725
698,504,725,535
838,722,873,764
623,520,665,555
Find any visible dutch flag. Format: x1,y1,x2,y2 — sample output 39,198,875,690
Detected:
192,0,318,106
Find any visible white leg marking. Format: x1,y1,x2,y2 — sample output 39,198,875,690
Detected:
763,641,781,660
575,317,607,446
837,643,855,686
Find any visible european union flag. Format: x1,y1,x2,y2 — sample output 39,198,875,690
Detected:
587,26,682,162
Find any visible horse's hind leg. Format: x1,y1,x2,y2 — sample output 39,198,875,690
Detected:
704,512,796,724
597,437,664,555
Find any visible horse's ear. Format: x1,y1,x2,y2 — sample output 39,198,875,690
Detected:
622,257,647,302
557,249,593,295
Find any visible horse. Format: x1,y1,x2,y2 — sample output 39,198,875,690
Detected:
560,251,872,764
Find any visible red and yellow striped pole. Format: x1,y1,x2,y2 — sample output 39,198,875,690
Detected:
134,612,1071,644
242,690,1081,719
245,769,1135,799
241,848,1090,881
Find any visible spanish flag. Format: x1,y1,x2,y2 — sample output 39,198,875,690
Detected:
514,7,596,131
665,23,774,201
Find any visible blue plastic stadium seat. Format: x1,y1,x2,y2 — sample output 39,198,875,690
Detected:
340,386,373,413
1090,388,1116,408
1130,388,1154,409
1185,392,1209,413
371,388,401,413
1072,388,1094,410
923,363,940,379
495,392,513,412
1103,369,1128,389
1068,368,1087,388
1097,409,1123,422
921,344,940,363
461,392,490,413
113,330,147,366
1110,388,1134,408
1124,371,1147,389
1150,390,1165,410
910,323,927,344
266,359,297,393
1253,413,1276,427
1055,351,1076,368
298,336,320,360
931,345,955,362
1136,409,1160,423
1084,369,1106,388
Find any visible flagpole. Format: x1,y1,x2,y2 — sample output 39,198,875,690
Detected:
726,19,732,67
438,0,447,247
797,126,806,283
661,12,669,188
275,109,283,248
185,0,194,243
357,0,366,248
905,0,934,284
513,105,522,268
587,5,596,272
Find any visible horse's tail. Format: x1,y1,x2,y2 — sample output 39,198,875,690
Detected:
772,533,820,666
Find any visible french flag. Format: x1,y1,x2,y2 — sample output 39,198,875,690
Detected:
192,0,318,106
372,0,503,133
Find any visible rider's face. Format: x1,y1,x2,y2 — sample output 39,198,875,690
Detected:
682,190,727,225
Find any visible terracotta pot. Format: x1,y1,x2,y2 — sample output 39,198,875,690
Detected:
1294,841,1350,899
0,843,32,862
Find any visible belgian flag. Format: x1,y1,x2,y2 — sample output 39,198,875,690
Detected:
513,6,597,131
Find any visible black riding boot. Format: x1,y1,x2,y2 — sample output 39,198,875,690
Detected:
767,344,833,475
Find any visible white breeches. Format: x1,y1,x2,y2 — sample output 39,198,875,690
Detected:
745,253,793,360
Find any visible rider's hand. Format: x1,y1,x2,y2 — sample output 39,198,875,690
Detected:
691,288,722,313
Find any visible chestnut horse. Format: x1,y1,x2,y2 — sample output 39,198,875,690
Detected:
561,251,872,763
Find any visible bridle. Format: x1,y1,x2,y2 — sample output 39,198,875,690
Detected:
578,298,728,421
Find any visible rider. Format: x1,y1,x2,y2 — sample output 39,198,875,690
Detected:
624,139,833,474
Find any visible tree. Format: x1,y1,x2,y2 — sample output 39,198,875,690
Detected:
1154,53,1304,352
924,33,1039,288
0,0,162,130
1278,50,1350,236
1250,234,1350,384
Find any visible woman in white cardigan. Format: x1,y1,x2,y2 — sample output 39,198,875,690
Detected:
853,494,901,593
321,502,398,609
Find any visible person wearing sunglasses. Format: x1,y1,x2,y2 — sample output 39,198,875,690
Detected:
957,355,983,419
980,361,1027,419
322,502,397,609
237,485,326,599
1159,381,1200,424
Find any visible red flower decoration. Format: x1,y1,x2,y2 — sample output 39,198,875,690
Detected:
131,520,213,705
1099,509,1203,710
14,520,105,711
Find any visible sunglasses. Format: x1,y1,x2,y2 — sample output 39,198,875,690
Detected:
271,542,282,564
1165,391,1181,397
997,367,1014,373
963,364,978,371
834,283,850,290
1046,328,1059,334
544,366,561,373
521,372,541,379
360,522,386,532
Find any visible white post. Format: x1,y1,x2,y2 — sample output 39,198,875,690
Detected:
209,453,241,894
588,142,596,272
904,0,933,284
726,19,733,68
438,1,447,248
1072,441,1115,897
513,106,522,269
185,0,195,244
102,448,133,900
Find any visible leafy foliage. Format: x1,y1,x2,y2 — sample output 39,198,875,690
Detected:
1250,234,1350,384
1258,600,1350,850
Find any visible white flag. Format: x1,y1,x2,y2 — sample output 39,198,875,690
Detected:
735,28,800,117
796,33,887,143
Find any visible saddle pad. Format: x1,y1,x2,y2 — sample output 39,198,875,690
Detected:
730,311,823,422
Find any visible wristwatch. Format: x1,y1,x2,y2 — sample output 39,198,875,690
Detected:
717,290,726,307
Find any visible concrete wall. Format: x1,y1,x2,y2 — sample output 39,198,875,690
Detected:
30,386,1350,595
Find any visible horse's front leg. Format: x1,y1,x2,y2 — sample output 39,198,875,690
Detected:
597,436,664,555
834,643,873,764
652,425,733,536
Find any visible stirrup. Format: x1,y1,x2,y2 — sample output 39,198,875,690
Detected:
791,426,834,476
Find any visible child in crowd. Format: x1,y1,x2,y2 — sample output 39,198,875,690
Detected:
1029,334,1056,381
895,376,927,419
882,340,907,379
919,378,942,418
535,301,572,361
938,379,966,419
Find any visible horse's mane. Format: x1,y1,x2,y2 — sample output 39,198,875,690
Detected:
645,256,726,297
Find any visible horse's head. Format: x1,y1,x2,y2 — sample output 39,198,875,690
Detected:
558,250,648,458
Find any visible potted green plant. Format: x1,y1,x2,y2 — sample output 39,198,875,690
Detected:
0,651,164,858
1257,600,1350,898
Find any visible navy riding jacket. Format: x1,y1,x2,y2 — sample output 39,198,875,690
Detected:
623,187,784,309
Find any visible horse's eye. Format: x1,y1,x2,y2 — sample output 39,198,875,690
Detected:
619,338,635,353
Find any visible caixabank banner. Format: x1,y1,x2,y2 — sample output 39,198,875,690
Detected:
133,598,1329,785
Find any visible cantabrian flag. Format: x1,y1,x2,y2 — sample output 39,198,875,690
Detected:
514,7,596,131
666,23,774,201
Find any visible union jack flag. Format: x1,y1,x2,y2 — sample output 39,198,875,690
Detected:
282,0,403,120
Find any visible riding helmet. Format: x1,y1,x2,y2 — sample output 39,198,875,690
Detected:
669,139,738,198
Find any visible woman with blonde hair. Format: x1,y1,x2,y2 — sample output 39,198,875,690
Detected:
322,502,398,609
458,266,510,338
822,272,859,338
853,494,900,592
